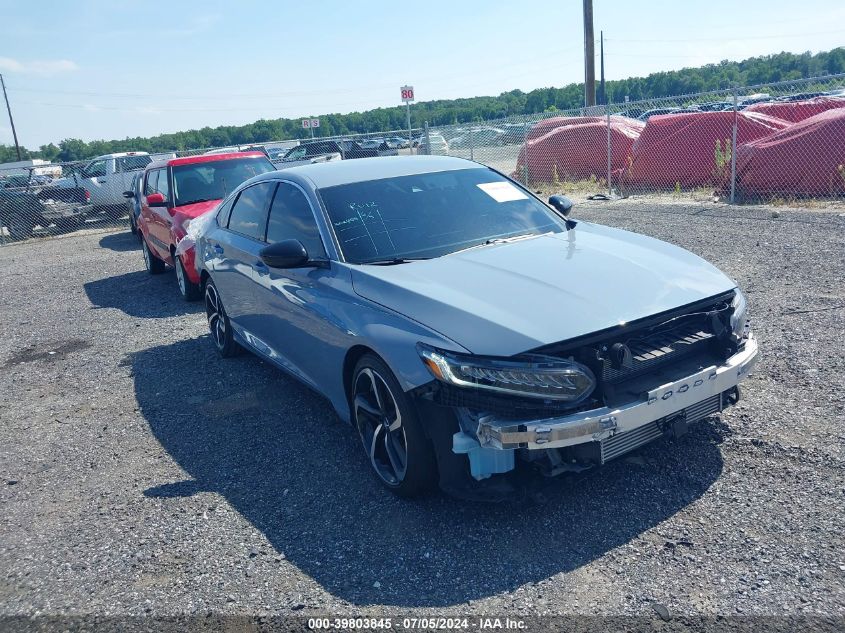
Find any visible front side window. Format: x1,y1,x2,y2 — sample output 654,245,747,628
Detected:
144,170,158,195
319,167,565,264
171,157,275,207
266,183,325,257
227,182,277,241
157,169,170,201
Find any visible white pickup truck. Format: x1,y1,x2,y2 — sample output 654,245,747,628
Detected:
53,152,155,213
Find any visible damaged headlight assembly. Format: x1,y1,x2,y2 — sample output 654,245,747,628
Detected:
417,344,596,403
730,289,749,338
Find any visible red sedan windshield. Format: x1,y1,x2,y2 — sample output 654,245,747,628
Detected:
172,157,275,207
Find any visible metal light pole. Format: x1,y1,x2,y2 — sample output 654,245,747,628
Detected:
583,0,596,107
1,74,22,160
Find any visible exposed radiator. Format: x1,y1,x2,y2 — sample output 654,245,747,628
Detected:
599,393,722,464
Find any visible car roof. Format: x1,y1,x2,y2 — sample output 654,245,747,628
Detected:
145,151,267,171
260,155,482,188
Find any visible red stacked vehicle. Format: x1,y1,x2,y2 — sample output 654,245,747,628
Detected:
137,152,275,299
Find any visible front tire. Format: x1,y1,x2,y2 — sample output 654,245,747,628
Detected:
175,254,202,301
204,278,240,357
352,354,437,497
7,213,34,241
141,237,166,274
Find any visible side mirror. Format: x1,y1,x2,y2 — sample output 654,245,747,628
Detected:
145,192,166,207
548,194,573,217
260,239,309,268
122,191,134,199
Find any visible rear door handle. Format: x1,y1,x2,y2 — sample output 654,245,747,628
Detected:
212,244,224,254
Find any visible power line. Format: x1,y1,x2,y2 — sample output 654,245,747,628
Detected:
605,30,844,43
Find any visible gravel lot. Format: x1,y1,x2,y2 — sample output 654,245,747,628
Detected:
1,199,843,621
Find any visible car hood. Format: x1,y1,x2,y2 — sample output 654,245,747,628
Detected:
172,199,222,219
350,225,736,356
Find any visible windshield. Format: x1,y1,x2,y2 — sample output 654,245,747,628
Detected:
172,157,275,207
319,167,565,264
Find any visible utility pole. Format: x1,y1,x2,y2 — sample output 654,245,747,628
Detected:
583,0,596,107
599,30,606,106
1,74,22,160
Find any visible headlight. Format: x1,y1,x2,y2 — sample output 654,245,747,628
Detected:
417,344,596,402
730,289,748,338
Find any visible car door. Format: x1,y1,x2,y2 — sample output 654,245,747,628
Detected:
80,158,109,207
212,181,277,348
141,168,173,261
248,180,339,388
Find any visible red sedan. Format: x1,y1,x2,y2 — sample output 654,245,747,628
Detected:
137,152,275,299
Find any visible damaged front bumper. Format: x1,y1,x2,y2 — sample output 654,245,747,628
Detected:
454,334,759,479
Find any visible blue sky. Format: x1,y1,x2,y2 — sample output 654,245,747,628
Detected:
1,0,843,147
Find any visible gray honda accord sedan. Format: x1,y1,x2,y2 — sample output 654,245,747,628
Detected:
193,156,758,498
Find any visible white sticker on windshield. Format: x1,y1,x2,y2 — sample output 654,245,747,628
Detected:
477,181,528,202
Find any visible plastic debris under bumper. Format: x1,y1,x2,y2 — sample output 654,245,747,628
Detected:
475,334,759,451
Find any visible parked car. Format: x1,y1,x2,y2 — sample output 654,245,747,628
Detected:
52,152,153,216
500,123,533,144
774,92,826,102
697,101,733,112
385,136,410,149
276,139,395,169
194,156,757,498
416,133,449,155
205,145,271,158
123,172,144,238
449,127,506,149
0,167,92,240
638,107,700,121
137,152,275,300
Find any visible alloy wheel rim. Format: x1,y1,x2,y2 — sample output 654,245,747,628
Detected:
204,284,226,349
353,367,408,485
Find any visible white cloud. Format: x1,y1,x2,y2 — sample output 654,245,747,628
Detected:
0,57,79,75
82,104,101,113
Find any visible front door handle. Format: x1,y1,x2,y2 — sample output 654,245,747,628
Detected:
212,244,224,254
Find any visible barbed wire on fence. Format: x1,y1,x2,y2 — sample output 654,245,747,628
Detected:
2,74,844,244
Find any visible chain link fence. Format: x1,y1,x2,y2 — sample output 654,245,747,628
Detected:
2,75,844,245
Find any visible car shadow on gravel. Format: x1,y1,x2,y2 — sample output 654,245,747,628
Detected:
99,231,139,252
84,270,202,318
133,336,725,608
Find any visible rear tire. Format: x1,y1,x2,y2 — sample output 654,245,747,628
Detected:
351,354,438,497
175,254,202,301
142,237,166,274
204,278,240,357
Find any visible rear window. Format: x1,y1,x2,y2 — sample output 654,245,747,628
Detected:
116,155,152,172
